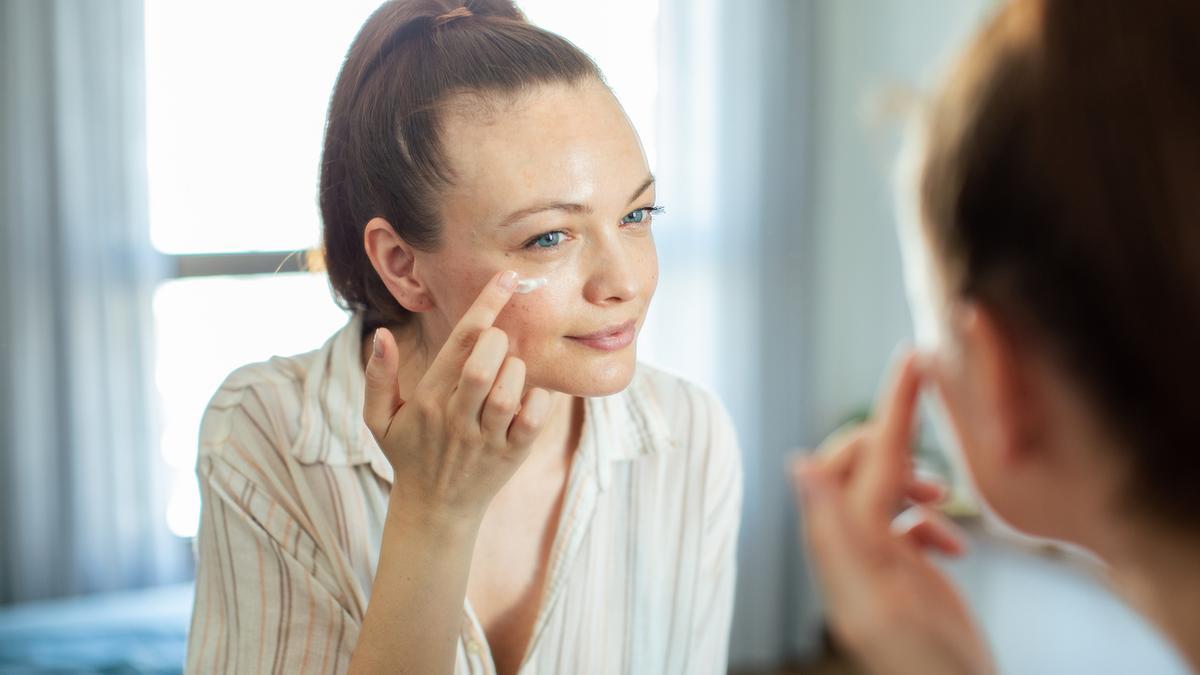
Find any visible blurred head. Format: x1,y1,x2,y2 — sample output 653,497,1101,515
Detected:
319,0,657,398
901,0,1200,547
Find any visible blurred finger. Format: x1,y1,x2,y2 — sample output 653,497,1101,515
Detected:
816,425,873,483
906,476,948,504
791,458,870,578
852,351,924,522
892,505,967,557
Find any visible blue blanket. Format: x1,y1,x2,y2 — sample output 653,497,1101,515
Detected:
0,583,192,674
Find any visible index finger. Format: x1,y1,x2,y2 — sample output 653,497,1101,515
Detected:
851,350,925,523
424,270,519,386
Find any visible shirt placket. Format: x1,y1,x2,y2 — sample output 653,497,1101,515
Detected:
459,398,605,675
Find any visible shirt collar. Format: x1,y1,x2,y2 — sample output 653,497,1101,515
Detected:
290,314,677,487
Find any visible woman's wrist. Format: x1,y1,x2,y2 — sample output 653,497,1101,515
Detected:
384,487,484,546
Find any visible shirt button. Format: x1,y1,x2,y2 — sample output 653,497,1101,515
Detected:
467,640,482,654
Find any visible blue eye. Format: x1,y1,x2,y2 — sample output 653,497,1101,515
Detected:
622,206,663,225
528,231,564,249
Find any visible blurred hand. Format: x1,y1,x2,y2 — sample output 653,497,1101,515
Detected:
790,352,995,675
363,270,553,528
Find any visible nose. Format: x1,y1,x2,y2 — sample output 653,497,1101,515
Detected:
581,228,642,306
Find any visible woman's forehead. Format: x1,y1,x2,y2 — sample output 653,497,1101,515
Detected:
438,82,649,221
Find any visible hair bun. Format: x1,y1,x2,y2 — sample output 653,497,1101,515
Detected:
427,0,524,24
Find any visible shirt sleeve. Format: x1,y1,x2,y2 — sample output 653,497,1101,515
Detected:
185,383,360,675
691,392,744,674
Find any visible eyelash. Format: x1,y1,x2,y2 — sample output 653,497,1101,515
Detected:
521,205,664,251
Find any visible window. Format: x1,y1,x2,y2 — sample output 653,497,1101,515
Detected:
145,1,659,537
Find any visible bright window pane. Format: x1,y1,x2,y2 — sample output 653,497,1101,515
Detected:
155,274,350,537
144,1,658,254
144,1,384,253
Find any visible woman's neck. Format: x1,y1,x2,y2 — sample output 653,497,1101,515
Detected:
1101,521,1200,673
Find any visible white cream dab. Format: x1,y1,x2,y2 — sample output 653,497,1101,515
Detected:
514,276,548,294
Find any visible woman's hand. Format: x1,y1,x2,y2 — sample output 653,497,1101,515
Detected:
790,352,995,675
363,270,553,530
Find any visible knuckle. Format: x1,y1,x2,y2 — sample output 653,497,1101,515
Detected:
463,368,493,388
415,398,441,420
513,411,541,435
487,393,519,416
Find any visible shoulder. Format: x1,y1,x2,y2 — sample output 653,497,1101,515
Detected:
197,349,319,463
633,363,737,446
631,362,742,479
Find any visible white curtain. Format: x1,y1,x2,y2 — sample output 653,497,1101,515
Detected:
646,0,825,668
0,0,190,604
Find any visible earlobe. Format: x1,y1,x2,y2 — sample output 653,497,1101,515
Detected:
363,217,432,313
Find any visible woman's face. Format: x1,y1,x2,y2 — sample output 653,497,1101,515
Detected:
414,79,658,397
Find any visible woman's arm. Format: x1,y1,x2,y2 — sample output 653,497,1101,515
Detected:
348,499,479,675
347,271,551,675
186,452,359,675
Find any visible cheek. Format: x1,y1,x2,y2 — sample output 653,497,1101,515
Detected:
642,242,660,297
493,283,576,354
424,252,495,319
934,358,1010,514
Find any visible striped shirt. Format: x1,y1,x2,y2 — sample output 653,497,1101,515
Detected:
185,315,742,674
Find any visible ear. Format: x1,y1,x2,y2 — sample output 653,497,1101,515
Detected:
363,217,432,313
955,301,1045,468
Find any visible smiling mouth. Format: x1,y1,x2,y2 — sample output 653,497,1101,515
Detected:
566,319,638,351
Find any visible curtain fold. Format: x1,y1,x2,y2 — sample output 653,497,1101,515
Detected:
0,0,190,605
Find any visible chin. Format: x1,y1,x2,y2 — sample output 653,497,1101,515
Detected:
531,348,638,397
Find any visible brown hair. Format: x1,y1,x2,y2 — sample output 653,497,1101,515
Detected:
318,0,602,331
920,0,1200,525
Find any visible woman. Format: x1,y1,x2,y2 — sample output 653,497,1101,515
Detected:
184,2,742,673
792,0,1200,673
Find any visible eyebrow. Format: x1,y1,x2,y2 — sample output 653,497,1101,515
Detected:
497,174,656,228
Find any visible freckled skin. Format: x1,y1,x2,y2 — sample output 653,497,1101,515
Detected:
415,80,659,397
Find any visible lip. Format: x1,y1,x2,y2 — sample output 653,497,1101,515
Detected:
566,319,637,352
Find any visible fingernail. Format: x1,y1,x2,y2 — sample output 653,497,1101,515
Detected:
498,271,518,290
372,328,384,358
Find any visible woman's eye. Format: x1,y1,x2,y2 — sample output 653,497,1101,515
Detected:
621,209,648,225
526,231,564,249
621,206,663,225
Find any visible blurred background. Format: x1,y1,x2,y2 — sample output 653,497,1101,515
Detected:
0,0,1191,673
